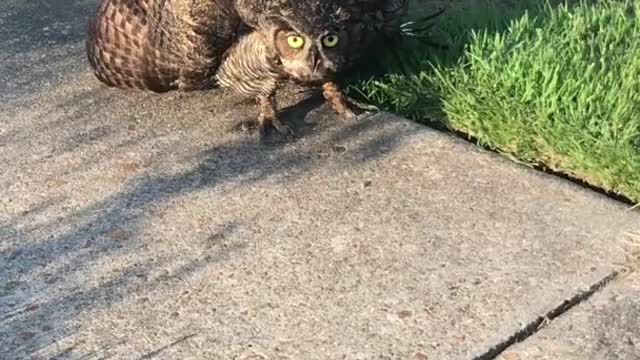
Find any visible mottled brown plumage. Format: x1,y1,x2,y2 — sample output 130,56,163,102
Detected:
86,0,412,135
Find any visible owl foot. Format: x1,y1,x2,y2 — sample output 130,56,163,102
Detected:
322,82,378,120
322,82,354,119
257,95,293,138
258,115,293,137
343,94,380,113
236,117,292,136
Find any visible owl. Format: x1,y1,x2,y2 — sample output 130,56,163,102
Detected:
86,0,420,135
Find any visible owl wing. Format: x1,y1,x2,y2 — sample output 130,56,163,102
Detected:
87,0,241,92
87,0,177,91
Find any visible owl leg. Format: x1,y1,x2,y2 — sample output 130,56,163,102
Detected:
257,95,293,136
322,82,379,120
322,82,355,119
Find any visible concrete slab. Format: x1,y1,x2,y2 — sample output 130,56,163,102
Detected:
502,270,640,360
1,1,639,360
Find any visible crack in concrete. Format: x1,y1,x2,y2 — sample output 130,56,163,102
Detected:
473,271,620,360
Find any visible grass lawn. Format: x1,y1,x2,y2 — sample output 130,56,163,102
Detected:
347,0,640,203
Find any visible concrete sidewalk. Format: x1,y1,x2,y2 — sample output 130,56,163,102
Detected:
1,1,639,359
504,271,640,360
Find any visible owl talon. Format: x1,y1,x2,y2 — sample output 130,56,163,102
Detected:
271,118,294,136
257,113,293,138
258,122,269,138
238,119,258,132
322,82,378,121
254,95,293,137
344,95,380,114
342,109,357,120
338,96,378,120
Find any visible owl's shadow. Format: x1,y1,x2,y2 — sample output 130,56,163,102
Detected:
231,89,327,143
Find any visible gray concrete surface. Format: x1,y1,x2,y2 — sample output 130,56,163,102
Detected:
1,1,639,359
502,271,640,360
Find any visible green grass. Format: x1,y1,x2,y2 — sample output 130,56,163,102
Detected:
348,0,640,203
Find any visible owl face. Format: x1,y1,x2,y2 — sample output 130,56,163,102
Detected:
257,0,356,85
272,26,349,84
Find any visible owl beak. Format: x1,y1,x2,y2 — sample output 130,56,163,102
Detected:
308,48,321,74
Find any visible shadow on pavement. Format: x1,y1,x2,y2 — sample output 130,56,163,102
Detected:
0,0,428,358
0,6,417,357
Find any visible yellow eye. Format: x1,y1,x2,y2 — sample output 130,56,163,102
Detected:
287,35,305,49
322,34,339,48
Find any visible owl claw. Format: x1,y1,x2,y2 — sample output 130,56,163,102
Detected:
270,117,294,136
254,95,294,139
238,119,258,132
339,95,380,121
344,95,380,113
256,116,294,139
342,109,357,120
322,82,378,121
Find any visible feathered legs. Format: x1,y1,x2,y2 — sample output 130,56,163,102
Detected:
257,94,292,136
322,82,379,120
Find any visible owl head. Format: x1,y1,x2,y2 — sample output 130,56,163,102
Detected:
258,0,367,84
